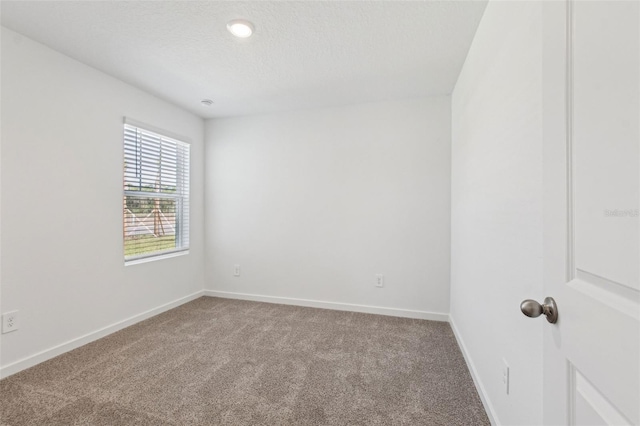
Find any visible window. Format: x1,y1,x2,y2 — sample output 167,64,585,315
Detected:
123,119,190,263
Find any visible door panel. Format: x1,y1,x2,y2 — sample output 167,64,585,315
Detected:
572,366,634,426
542,1,640,425
573,0,639,290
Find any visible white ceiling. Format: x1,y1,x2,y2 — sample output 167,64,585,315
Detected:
1,1,487,118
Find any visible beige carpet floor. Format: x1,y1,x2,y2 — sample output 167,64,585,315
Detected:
0,297,489,425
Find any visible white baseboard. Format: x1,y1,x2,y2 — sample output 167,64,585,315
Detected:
449,315,499,426
0,290,204,379
203,290,449,322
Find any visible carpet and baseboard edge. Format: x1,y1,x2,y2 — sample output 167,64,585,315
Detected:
1,290,449,379
0,290,205,379
449,315,500,426
203,290,449,322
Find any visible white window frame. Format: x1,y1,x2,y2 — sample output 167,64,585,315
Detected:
123,118,190,264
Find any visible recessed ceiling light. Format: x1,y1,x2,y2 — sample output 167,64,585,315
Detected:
227,19,254,38
201,99,214,107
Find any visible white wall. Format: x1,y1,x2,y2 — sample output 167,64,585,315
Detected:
450,1,544,425
204,98,451,318
0,27,205,375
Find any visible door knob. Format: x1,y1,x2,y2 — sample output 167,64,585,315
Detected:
520,297,558,324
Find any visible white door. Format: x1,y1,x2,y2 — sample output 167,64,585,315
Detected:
540,1,640,425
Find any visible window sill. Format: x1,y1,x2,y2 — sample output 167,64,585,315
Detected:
125,250,189,266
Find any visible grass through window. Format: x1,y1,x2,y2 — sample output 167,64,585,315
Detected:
124,235,176,257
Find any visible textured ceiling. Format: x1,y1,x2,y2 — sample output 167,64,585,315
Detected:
1,1,487,118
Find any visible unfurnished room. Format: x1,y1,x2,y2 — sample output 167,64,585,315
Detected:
0,1,638,425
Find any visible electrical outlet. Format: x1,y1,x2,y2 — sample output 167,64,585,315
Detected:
234,264,240,277
375,274,384,288
502,358,510,395
2,311,19,334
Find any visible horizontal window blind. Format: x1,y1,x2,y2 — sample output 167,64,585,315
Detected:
123,122,190,262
